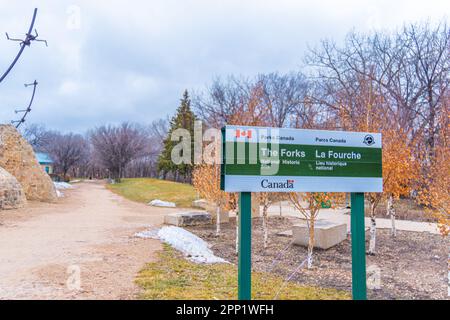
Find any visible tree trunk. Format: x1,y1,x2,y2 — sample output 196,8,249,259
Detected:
262,206,268,249
216,205,221,236
368,202,377,255
307,217,315,269
447,251,450,297
279,201,282,216
387,194,397,237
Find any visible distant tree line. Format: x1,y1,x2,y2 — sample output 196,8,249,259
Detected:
21,119,168,182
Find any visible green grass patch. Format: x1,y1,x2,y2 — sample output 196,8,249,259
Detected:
136,245,350,300
106,178,197,208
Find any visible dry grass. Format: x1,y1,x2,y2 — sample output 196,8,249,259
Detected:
106,178,197,208
136,245,350,300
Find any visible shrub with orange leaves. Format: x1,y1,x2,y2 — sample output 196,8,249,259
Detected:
417,113,449,237
192,163,227,235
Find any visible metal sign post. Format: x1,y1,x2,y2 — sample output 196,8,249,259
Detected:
238,192,252,300
351,192,367,300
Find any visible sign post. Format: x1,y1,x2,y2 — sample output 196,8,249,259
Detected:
351,192,367,300
238,192,252,300
220,125,382,300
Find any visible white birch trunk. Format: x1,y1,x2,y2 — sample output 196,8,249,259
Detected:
387,194,397,237
447,251,450,297
262,206,268,249
368,202,377,255
279,201,282,216
216,205,221,236
307,217,315,269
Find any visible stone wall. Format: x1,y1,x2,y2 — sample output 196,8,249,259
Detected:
0,125,57,202
0,167,27,209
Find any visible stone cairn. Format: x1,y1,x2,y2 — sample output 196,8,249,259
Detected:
0,124,57,207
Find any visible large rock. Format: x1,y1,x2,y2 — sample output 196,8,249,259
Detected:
0,166,27,209
0,125,57,202
292,220,347,250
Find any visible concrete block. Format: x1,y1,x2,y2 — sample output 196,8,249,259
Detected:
164,211,212,227
292,220,347,249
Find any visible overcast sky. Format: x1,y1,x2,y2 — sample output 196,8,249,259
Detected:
0,0,448,132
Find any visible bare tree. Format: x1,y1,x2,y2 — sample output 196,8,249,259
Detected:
305,21,450,251
45,133,89,180
123,119,169,178
258,72,308,127
194,76,257,127
194,73,310,129
21,123,54,151
90,122,148,182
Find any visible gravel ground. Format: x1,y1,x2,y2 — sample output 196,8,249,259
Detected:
187,216,449,300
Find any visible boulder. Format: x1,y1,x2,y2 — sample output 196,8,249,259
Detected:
292,220,347,250
0,167,27,209
164,211,212,227
0,125,57,202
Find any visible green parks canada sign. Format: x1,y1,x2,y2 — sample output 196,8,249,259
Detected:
221,125,383,193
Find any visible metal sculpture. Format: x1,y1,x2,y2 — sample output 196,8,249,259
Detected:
0,8,47,127
0,8,47,84
11,80,38,128
6,29,48,47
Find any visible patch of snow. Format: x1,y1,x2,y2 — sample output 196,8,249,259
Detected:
136,226,227,264
148,199,176,208
56,190,64,198
54,182,73,190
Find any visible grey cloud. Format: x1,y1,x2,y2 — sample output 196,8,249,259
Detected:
0,0,448,132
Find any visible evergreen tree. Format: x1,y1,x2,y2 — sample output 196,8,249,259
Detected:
157,90,196,182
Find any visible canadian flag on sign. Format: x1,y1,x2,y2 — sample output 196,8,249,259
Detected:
235,129,252,139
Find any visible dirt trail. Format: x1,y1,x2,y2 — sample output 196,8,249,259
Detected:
0,180,181,300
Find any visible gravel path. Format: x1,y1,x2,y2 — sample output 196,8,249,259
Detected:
0,181,180,300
